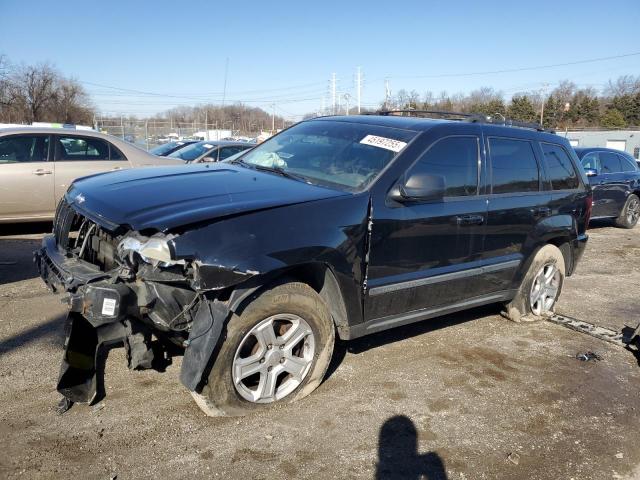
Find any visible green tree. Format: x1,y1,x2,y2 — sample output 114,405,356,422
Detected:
600,109,626,128
508,95,537,123
576,95,600,126
542,95,561,128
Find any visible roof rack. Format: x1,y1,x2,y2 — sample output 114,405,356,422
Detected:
372,109,554,133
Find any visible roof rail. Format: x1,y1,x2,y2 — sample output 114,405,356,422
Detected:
375,109,488,122
372,109,554,133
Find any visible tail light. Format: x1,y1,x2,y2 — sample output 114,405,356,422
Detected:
584,193,593,228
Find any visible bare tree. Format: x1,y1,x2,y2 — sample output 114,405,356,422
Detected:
604,75,640,97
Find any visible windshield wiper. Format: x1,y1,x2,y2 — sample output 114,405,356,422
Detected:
248,164,310,183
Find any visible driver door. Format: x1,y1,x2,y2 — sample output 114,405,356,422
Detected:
365,133,488,321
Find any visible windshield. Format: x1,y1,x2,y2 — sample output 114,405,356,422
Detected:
168,141,215,161
237,120,417,190
150,141,182,156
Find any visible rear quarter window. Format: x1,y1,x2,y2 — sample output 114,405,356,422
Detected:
540,143,580,190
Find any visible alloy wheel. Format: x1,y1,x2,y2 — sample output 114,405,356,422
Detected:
529,263,561,316
627,197,640,226
232,313,315,403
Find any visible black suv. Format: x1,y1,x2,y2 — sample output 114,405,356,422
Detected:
35,113,591,416
575,147,640,228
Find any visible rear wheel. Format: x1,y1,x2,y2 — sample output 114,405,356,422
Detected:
192,281,335,416
502,244,565,322
615,194,640,229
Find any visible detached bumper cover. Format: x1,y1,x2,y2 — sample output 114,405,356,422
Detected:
34,234,109,292
35,234,230,401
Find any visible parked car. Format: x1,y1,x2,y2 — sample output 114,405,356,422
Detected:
575,147,640,228
149,140,198,157
0,127,183,223
36,114,591,416
166,140,253,163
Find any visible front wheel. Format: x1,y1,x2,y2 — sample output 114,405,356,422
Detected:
192,281,335,416
502,244,565,322
615,194,640,229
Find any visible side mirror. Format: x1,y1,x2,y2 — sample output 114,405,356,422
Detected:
390,173,446,202
584,168,598,177
201,156,217,163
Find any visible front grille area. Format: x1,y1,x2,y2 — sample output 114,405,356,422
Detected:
53,198,119,271
53,199,78,250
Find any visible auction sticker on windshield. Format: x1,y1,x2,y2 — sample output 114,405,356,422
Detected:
360,135,407,153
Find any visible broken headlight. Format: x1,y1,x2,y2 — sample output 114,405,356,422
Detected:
118,234,183,267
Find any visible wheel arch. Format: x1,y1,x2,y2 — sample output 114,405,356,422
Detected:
227,262,352,340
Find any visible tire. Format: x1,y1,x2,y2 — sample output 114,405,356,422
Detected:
192,281,335,417
615,194,640,229
502,244,565,323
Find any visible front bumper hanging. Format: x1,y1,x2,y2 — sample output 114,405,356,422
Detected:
36,234,230,404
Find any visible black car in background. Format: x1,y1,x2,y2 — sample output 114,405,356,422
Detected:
149,140,198,157
36,114,591,416
167,140,253,163
575,147,640,228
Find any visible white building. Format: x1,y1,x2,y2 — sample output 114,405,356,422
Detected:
555,129,640,159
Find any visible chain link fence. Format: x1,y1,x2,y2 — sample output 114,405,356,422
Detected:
95,119,264,151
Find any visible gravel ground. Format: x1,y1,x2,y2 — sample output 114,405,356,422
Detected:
0,222,639,480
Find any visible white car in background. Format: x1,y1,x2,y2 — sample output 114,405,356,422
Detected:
0,127,183,223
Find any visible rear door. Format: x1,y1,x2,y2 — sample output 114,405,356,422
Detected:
482,135,550,292
366,130,488,320
592,151,627,217
53,134,130,204
0,134,54,220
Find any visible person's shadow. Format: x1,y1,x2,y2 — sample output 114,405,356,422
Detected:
376,415,448,480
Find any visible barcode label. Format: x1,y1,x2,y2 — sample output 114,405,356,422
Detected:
360,135,407,153
102,298,117,316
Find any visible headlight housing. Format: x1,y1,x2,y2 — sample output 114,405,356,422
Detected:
118,234,182,267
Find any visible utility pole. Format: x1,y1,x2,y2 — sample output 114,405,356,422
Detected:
271,103,276,132
540,82,550,126
384,78,391,110
205,109,209,140
331,73,337,115
343,93,351,115
356,66,362,114
221,57,229,109
321,97,325,116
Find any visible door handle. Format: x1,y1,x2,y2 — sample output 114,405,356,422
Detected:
455,214,484,226
111,166,123,171
531,207,552,218
32,169,52,176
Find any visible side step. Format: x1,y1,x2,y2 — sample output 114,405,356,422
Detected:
548,314,639,349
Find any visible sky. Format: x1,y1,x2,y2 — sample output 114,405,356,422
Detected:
1,0,639,120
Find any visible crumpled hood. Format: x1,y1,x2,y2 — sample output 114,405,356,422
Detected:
67,163,348,231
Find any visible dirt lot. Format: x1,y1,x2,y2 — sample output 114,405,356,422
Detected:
0,221,639,480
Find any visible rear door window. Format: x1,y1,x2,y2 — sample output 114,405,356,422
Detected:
411,136,479,197
619,154,638,172
540,143,580,190
599,152,622,174
488,138,539,194
56,136,111,161
0,135,49,163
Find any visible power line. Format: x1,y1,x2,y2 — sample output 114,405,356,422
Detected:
378,51,640,80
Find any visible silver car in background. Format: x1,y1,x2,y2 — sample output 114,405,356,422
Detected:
0,127,183,223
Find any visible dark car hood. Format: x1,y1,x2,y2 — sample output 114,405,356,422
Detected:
67,163,349,231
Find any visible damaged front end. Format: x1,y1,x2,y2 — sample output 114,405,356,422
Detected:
35,198,257,405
